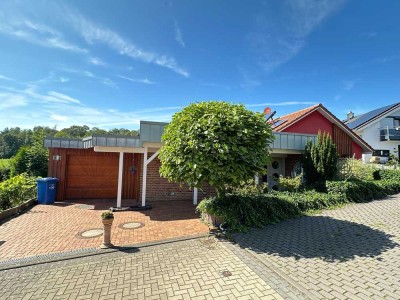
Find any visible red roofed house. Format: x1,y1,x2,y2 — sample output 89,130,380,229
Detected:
264,104,373,189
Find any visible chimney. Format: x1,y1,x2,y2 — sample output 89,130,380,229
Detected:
347,111,354,121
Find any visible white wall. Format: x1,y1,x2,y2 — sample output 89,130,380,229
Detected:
354,107,400,156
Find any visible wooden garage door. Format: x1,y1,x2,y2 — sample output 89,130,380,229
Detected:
66,154,119,199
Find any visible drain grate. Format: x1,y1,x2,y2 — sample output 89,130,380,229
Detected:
119,222,144,229
77,228,103,238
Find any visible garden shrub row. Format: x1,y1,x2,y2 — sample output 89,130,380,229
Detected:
0,173,36,212
198,170,400,232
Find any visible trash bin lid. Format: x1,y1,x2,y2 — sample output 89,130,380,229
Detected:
36,177,59,182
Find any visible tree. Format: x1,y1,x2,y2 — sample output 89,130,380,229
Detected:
302,131,338,185
159,101,274,196
10,146,30,177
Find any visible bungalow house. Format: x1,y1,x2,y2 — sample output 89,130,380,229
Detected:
265,104,373,189
44,104,372,206
344,102,400,163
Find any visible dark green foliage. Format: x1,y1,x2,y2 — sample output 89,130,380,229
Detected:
302,131,338,185
10,146,30,177
198,169,400,232
10,129,49,177
159,101,274,195
0,173,36,211
0,159,11,181
377,169,400,181
197,193,302,231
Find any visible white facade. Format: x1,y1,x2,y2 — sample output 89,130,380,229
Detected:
353,107,400,162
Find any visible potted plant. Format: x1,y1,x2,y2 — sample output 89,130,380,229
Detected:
100,211,114,248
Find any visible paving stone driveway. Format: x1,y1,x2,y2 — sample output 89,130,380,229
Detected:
234,195,400,300
0,237,282,300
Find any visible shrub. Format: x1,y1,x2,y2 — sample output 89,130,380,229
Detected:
377,169,400,181
0,173,36,211
336,158,377,181
0,159,11,181
197,193,301,231
326,179,399,203
302,132,338,185
279,175,302,192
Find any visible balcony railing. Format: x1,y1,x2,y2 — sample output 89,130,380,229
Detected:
380,126,400,141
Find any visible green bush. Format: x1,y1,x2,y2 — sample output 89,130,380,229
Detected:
0,174,36,211
377,169,400,181
302,131,338,185
336,158,377,181
197,193,301,231
198,177,400,232
0,159,11,181
279,175,302,192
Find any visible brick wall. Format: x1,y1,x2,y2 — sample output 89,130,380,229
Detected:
284,154,302,177
138,153,216,202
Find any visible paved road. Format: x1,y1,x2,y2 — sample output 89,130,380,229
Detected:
0,237,283,300
234,195,400,299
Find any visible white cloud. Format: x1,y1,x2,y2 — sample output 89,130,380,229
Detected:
0,93,27,109
0,74,13,81
343,80,355,91
117,75,156,85
248,0,346,72
89,57,107,66
47,91,82,104
60,68,116,88
174,20,185,48
0,84,178,130
50,114,68,121
68,13,189,77
334,94,342,101
0,19,88,53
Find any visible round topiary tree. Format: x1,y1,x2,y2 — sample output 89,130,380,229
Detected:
159,101,274,196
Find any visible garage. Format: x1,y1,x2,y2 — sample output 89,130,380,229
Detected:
66,154,119,199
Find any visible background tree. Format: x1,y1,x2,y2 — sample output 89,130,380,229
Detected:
159,101,274,196
302,131,338,185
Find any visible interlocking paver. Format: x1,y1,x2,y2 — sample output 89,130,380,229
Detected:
233,194,400,299
0,237,283,299
0,199,209,261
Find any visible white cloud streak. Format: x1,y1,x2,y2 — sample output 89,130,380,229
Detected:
0,19,88,53
174,20,185,48
0,74,13,81
68,13,189,77
117,75,155,85
248,0,346,73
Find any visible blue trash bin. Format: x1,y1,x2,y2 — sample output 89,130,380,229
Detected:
37,178,58,204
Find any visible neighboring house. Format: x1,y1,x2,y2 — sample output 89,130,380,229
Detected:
344,102,400,163
265,104,373,189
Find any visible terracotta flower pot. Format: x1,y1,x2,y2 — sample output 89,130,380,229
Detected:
100,218,114,249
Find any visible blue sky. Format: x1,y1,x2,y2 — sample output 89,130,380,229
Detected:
0,0,399,130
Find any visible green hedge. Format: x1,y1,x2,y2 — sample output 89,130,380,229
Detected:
0,174,36,211
198,175,400,232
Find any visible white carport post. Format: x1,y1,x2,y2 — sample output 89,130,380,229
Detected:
117,152,124,208
141,147,160,207
193,188,198,205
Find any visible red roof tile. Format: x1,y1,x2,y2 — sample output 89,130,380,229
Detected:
271,104,320,131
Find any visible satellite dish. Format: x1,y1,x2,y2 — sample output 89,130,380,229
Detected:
266,111,276,121
263,107,271,115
